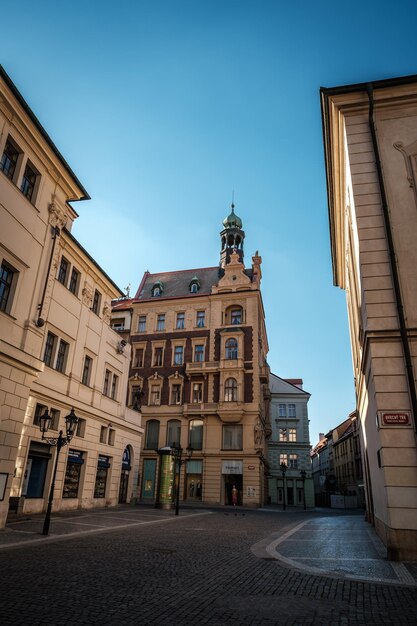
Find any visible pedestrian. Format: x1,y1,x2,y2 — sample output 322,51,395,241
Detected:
232,485,238,506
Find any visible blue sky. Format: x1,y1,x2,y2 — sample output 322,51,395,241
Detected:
3,0,417,440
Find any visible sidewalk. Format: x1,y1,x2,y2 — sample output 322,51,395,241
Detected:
257,513,417,587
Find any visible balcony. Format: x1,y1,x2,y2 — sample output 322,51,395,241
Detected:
183,402,218,415
217,401,245,423
185,360,219,375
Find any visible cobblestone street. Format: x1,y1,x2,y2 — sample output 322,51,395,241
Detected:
1,507,416,625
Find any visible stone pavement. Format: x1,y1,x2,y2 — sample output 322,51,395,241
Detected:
1,505,417,625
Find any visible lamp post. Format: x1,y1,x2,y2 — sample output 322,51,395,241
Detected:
300,469,307,510
39,407,79,536
171,443,193,516
280,462,287,511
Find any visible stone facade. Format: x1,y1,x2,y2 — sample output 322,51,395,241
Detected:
112,209,270,507
0,67,143,527
267,374,314,508
321,75,417,559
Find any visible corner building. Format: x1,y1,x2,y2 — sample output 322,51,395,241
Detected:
321,75,417,559
113,208,270,507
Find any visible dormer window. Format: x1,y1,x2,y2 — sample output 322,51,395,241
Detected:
152,280,164,297
189,276,200,293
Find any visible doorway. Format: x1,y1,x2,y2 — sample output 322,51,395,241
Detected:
224,475,243,505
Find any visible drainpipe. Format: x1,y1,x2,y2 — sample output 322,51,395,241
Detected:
36,226,60,327
367,84,417,433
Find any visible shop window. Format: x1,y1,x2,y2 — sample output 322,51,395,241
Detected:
225,338,238,360
224,378,238,402
145,420,160,449
167,419,181,447
222,424,243,450
63,450,84,499
94,456,110,498
189,419,203,450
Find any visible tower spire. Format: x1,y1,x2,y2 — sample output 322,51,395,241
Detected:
219,203,245,267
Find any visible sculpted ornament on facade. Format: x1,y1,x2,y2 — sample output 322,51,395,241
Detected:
254,418,264,447
48,202,68,229
82,282,93,307
102,301,112,324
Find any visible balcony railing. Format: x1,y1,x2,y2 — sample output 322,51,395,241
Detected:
185,361,219,374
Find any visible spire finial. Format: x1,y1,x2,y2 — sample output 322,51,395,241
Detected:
231,190,235,212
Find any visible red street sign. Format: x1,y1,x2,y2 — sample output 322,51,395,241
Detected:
381,412,410,426
248,465,255,470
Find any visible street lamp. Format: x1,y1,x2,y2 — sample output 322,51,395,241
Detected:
280,462,287,511
39,407,79,535
171,443,193,516
300,469,307,510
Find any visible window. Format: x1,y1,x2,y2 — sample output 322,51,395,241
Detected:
224,378,238,402
189,278,200,293
43,332,56,367
58,257,69,285
153,347,163,367
196,311,205,327
192,383,202,404
138,315,146,332
231,308,242,325
222,424,243,450
76,418,86,438
152,281,163,297
111,319,125,331
145,420,160,449
69,267,80,295
33,403,47,426
173,345,184,365
0,138,19,180
225,338,238,360
288,428,297,442
103,369,111,396
157,314,165,331
190,283,198,293
189,419,203,450
94,456,110,498
288,404,296,417
55,340,69,373
49,409,60,430
280,453,288,466
108,429,115,446
20,162,37,201
81,356,93,386
0,262,16,313
171,384,182,405
176,312,185,329
289,454,298,469
92,290,101,315
167,420,181,447
194,345,204,362
278,404,286,417
100,426,107,444
111,374,118,400
134,348,144,368
150,385,160,405
279,428,287,442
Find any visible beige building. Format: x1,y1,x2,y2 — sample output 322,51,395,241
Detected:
112,207,271,507
0,66,142,528
321,75,417,559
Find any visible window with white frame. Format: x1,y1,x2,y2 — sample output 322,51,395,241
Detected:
153,346,164,367
134,348,144,368
171,383,182,405
288,404,296,417
225,338,238,360
156,314,165,331
279,428,287,442
289,454,298,469
192,382,203,403
176,312,185,329
196,311,205,327
150,384,161,406
278,404,286,417
224,377,238,402
138,315,146,332
288,428,297,442
173,345,184,365
280,453,288,466
222,424,243,450
194,344,204,362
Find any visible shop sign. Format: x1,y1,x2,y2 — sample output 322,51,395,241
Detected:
247,465,255,470
378,411,411,427
246,487,256,497
222,460,243,475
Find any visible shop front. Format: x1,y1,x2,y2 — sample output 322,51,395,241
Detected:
141,458,157,501
185,459,203,501
94,455,110,499
63,449,84,499
22,441,51,500
222,460,243,505
118,447,131,504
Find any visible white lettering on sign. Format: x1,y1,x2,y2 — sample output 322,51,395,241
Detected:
222,460,243,474
378,411,412,427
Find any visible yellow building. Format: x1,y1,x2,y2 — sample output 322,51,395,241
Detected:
0,66,142,527
321,75,417,559
112,207,270,507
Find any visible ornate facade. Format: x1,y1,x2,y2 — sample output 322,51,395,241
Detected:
112,207,270,507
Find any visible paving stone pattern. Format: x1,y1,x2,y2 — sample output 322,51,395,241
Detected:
1,508,416,625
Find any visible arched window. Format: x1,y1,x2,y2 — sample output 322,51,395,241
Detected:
152,281,164,297
225,338,238,360
189,419,203,450
224,378,238,402
189,276,200,293
225,305,243,325
145,420,160,449
167,419,181,447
